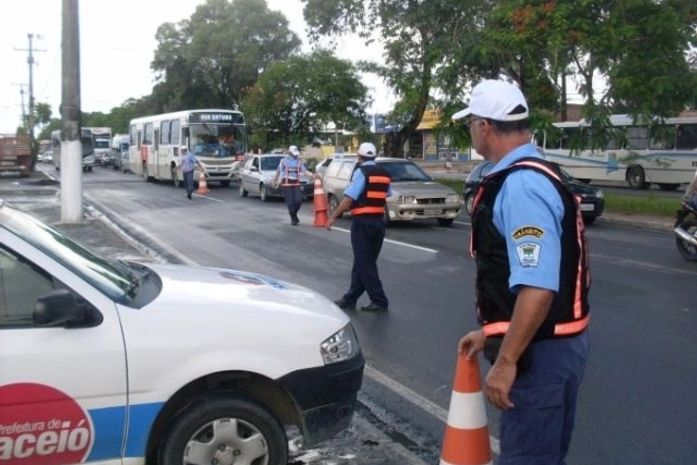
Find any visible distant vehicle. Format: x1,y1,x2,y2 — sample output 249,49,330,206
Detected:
463,161,605,224
238,154,313,201
322,157,464,226
0,134,32,177
110,133,130,172
315,153,357,179
39,150,53,164
51,129,96,172
84,127,114,167
541,114,697,190
128,109,247,187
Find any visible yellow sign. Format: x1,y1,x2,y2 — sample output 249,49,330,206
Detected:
416,109,442,131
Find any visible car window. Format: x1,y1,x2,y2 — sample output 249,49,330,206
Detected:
261,156,283,171
337,161,356,181
252,157,259,170
325,160,343,178
380,161,431,182
0,246,54,327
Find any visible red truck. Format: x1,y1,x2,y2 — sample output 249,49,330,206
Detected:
0,134,32,177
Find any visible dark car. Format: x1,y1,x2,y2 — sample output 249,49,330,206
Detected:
463,161,605,224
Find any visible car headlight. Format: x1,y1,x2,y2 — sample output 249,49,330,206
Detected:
321,324,359,364
399,195,417,204
446,194,460,203
596,189,604,199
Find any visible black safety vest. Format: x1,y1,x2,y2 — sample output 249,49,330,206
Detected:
350,165,391,217
471,157,590,340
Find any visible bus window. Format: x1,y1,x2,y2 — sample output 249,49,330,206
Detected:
171,120,180,145
649,125,677,150
129,125,137,146
160,121,170,145
560,128,579,150
143,123,154,145
676,124,697,150
545,127,562,150
625,126,648,150
605,128,623,150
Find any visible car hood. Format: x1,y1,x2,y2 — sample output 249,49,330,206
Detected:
391,181,456,197
143,264,347,325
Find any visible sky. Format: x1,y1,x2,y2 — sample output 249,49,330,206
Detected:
0,0,395,134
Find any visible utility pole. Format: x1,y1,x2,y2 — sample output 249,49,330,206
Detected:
61,0,82,222
11,84,27,128
15,34,45,146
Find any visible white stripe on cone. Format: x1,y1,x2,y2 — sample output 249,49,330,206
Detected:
445,391,488,430
440,459,493,465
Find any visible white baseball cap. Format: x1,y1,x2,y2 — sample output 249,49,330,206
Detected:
358,142,377,158
451,79,529,122
289,145,300,156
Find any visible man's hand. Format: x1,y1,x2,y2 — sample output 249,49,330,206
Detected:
484,359,516,410
326,217,335,231
458,330,485,359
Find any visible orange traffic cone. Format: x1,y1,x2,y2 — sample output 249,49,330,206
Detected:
313,178,329,227
440,354,492,465
197,171,209,195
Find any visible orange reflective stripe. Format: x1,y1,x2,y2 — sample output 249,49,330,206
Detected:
554,313,590,336
513,160,563,183
366,191,387,199
369,176,391,184
482,322,509,337
351,206,385,215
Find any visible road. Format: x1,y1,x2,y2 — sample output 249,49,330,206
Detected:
55,165,697,465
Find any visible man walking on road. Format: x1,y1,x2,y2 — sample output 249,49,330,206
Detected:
454,80,591,464
326,142,391,312
273,145,314,225
178,147,204,200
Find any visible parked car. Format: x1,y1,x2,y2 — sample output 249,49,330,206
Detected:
316,153,357,179
0,199,363,465
238,153,313,201
322,157,464,226
38,150,53,163
463,161,605,224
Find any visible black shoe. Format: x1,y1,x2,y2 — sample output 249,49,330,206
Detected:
187,193,192,200
291,214,300,225
361,302,388,312
334,298,356,310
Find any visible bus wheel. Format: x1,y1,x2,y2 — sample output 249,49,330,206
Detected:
627,166,647,189
171,166,180,188
658,183,680,191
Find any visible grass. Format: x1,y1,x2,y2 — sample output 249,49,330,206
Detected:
434,177,681,217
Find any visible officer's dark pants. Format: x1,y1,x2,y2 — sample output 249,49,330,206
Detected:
497,331,589,465
183,170,195,197
282,185,303,221
342,217,388,308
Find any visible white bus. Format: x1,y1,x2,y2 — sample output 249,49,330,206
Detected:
51,128,96,172
128,109,247,187
542,114,697,190
84,127,113,166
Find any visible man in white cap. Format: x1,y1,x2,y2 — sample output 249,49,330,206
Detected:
455,80,591,464
272,145,314,225
327,142,391,312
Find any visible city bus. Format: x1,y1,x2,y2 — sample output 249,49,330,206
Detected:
542,114,697,190
51,128,96,172
128,109,247,187
84,127,113,166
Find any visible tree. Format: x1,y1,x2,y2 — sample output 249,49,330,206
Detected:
151,0,300,111
242,50,368,149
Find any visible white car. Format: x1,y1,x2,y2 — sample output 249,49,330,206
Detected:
238,154,313,201
0,200,363,465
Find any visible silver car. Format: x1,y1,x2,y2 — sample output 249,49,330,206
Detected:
238,153,313,201
322,157,464,226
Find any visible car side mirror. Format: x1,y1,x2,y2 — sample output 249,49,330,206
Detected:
34,289,83,327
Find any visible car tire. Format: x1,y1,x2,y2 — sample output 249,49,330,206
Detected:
157,394,288,465
437,218,455,227
626,166,647,189
260,184,268,202
171,166,180,188
239,183,248,197
329,195,342,219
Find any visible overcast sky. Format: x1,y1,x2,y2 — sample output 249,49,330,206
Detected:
0,0,394,133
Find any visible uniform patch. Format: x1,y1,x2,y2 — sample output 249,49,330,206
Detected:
516,243,541,267
513,226,545,240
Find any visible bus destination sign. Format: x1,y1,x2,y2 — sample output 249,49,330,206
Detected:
189,112,244,124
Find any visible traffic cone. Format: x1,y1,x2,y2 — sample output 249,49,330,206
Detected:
197,171,209,195
440,354,492,465
313,178,329,227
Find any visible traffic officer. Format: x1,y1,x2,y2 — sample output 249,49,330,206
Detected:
326,142,391,312
272,145,314,225
454,80,591,464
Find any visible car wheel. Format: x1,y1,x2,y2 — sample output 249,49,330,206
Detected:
465,193,474,216
260,184,268,202
171,166,180,188
239,183,248,197
220,180,231,188
626,166,647,189
157,395,288,465
437,218,455,227
329,195,342,219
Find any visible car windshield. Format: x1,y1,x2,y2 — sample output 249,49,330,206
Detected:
190,123,247,158
1,205,136,301
379,161,432,182
261,156,283,171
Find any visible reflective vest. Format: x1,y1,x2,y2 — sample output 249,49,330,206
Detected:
470,157,590,340
281,157,302,186
350,165,391,217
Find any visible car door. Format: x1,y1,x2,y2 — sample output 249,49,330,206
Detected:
249,156,262,194
0,230,128,464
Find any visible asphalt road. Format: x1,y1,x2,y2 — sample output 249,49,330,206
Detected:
58,165,697,465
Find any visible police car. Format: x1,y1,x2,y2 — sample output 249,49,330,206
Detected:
0,200,363,465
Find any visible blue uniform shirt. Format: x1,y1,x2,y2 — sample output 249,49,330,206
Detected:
489,143,564,293
277,156,309,181
344,160,393,200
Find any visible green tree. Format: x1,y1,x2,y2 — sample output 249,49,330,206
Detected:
151,0,300,111
242,50,368,149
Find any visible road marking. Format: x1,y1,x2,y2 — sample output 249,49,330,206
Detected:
328,226,438,254
454,220,471,226
192,193,224,203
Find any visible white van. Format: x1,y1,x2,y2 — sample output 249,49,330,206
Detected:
111,133,130,172
0,200,363,465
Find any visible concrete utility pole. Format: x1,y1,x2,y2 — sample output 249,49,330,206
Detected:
11,84,27,127
15,34,45,144
61,0,82,222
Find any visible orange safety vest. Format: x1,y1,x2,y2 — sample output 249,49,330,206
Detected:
350,165,391,217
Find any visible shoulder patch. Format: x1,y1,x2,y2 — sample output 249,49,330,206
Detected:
516,242,541,267
513,225,545,240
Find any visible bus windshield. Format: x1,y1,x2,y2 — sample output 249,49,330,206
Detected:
190,124,247,158
94,138,110,149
